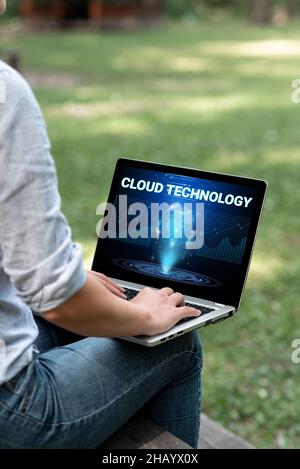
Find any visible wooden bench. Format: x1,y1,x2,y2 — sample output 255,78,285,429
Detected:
100,412,254,449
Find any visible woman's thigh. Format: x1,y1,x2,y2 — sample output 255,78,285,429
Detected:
34,316,82,353
0,331,201,448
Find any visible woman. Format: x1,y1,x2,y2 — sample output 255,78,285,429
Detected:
0,0,202,448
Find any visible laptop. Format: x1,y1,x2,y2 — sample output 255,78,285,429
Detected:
92,158,267,346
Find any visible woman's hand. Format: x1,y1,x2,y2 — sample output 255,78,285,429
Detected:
45,273,200,338
89,271,126,299
131,287,201,336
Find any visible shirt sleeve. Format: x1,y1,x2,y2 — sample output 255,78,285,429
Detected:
0,65,86,313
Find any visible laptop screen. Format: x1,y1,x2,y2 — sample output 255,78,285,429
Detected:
92,159,267,309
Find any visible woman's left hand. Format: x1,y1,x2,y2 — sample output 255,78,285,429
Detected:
88,271,127,299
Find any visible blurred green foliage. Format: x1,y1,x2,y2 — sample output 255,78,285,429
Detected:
4,0,19,17
164,0,300,18
5,1,300,19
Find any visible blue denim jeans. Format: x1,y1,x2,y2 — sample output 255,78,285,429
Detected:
0,317,202,448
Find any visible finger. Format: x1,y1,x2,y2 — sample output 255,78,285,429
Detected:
159,287,174,296
105,278,126,293
103,281,127,299
169,292,185,306
91,273,126,298
137,287,153,296
93,272,124,291
91,271,125,292
176,305,201,320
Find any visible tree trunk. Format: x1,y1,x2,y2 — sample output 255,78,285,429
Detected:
286,0,297,18
249,0,273,24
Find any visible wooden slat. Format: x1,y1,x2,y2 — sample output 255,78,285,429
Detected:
198,438,214,449
99,413,191,449
99,412,254,450
199,414,254,449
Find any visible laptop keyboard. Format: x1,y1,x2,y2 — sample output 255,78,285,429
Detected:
176,302,214,325
124,287,139,301
123,287,215,323
185,302,214,315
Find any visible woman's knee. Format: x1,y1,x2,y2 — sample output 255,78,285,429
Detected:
181,330,202,369
161,330,202,370
187,330,202,354
172,329,201,352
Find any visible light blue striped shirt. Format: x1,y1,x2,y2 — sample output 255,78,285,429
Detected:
0,60,86,385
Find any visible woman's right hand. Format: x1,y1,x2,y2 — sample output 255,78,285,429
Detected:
131,287,201,336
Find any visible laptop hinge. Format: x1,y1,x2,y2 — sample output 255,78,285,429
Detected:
214,302,226,307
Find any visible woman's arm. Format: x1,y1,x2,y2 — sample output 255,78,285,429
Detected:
0,65,86,313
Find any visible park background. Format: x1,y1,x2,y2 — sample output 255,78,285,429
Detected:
1,0,299,448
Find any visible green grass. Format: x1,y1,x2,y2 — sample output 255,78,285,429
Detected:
2,16,300,448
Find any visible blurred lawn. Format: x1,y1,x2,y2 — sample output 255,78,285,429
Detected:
3,17,300,448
